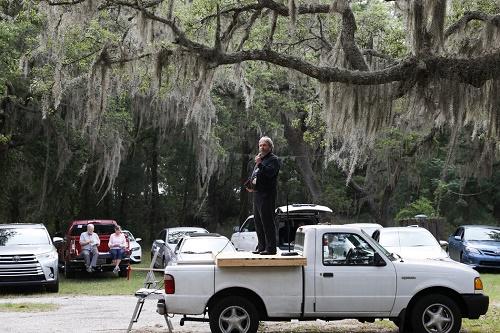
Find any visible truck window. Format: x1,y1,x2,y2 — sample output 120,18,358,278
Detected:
70,224,116,236
323,233,376,266
294,232,305,253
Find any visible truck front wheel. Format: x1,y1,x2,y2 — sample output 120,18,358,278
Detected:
209,296,259,333
411,294,461,333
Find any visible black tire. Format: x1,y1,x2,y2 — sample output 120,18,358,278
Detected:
46,278,59,293
410,294,461,333
209,296,259,333
64,261,75,279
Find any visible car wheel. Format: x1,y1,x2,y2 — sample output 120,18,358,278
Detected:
64,261,75,279
411,294,461,333
46,278,59,293
209,296,259,333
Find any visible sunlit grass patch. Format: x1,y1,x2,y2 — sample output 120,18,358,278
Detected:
0,302,59,312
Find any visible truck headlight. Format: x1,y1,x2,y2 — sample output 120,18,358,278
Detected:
131,247,140,252
465,246,481,254
36,251,58,261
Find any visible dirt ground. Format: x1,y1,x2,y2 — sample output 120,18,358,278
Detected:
0,295,398,333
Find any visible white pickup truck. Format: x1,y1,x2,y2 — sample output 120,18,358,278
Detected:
156,225,488,333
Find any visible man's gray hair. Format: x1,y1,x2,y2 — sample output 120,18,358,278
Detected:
87,223,94,230
259,136,274,151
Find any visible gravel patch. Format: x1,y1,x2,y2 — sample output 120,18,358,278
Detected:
0,295,398,333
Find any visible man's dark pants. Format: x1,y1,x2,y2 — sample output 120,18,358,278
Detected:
253,191,277,252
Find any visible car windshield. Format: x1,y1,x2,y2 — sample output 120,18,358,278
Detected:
124,231,135,241
465,228,500,241
70,224,116,236
167,230,207,244
0,228,50,246
180,238,234,254
379,229,438,247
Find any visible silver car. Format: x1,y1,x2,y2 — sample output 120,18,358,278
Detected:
0,224,59,292
151,227,209,268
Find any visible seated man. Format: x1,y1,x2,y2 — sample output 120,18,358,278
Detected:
79,224,100,273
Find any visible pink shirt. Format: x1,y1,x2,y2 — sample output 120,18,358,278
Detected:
108,233,126,249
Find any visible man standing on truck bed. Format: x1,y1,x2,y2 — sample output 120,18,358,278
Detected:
246,136,281,255
80,224,100,272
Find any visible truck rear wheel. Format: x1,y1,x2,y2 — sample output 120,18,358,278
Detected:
411,294,461,333
209,296,259,333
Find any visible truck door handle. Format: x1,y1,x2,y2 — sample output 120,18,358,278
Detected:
322,273,334,278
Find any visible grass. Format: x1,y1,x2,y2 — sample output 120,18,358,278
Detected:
0,302,59,312
59,253,164,295
462,273,500,333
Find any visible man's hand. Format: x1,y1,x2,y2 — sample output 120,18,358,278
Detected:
255,153,262,165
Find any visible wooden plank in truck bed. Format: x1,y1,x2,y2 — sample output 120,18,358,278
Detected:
216,252,306,267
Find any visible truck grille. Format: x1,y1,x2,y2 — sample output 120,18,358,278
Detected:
0,254,44,282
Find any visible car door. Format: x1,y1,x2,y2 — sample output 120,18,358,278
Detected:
234,217,258,251
152,230,166,267
315,232,397,315
448,227,464,261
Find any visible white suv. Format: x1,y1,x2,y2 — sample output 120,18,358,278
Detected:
0,224,59,292
231,204,333,251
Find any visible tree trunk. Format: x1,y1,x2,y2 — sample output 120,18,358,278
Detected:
281,113,322,202
149,131,160,240
239,139,253,225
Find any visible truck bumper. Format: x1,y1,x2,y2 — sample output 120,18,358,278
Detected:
462,294,489,319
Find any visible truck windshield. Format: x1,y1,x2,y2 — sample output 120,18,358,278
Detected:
366,232,397,261
0,228,50,246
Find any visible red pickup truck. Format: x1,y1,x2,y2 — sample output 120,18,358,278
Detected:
55,220,130,278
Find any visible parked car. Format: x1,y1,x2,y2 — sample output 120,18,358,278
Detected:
231,204,333,252
372,226,449,260
343,223,383,237
122,230,142,264
171,233,236,265
0,224,59,292
448,225,500,269
55,220,130,278
151,227,209,268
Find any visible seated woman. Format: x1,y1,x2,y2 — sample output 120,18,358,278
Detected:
108,225,126,274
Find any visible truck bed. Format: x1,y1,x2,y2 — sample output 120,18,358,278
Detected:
215,252,306,267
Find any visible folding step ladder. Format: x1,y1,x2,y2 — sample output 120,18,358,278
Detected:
127,247,173,333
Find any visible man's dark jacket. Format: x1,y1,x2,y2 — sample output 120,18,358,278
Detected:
254,152,280,193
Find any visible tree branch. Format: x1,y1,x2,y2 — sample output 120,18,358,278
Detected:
445,11,500,39
237,9,261,51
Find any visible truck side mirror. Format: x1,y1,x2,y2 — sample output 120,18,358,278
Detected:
135,238,142,242
374,252,386,267
439,240,448,249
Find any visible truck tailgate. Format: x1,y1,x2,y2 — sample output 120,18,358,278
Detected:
165,264,215,315
215,266,303,317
